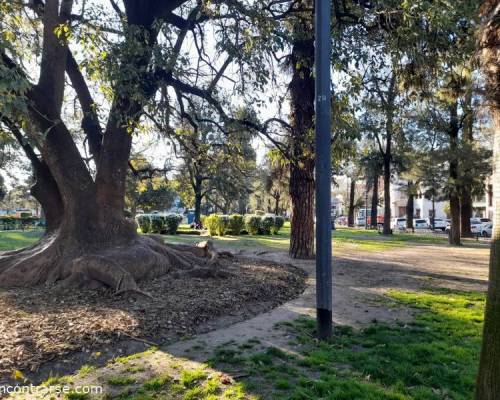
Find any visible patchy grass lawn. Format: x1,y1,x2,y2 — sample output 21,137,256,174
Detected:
23,289,483,399
0,225,455,254
18,348,253,400
208,289,484,400
163,225,450,253
0,230,43,251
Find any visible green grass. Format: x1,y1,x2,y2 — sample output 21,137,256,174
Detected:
162,225,450,253
0,224,461,254
0,230,43,250
209,289,485,399
101,368,250,400
23,290,484,400
107,376,136,386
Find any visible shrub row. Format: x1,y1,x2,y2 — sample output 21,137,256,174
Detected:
136,214,182,235
202,214,285,236
0,216,40,230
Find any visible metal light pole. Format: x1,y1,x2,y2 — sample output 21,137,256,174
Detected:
314,0,332,340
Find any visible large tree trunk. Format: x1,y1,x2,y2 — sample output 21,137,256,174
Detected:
290,162,315,258
288,3,315,259
449,101,461,246
370,174,379,228
382,156,392,235
476,108,500,399
0,0,226,293
475,2,500,398
406,193,414,230
348,178,356,227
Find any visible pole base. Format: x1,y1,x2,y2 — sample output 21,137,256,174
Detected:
316,308,332,340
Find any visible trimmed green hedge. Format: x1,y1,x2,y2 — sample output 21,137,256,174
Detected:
136,214,182,235
229,214,245,235
0,216,40,231
136,215,151,233
203,214,219,236
272,216,285,234
199,213,286,237
260,216,274,235
217,215,230,236
245,215,261,235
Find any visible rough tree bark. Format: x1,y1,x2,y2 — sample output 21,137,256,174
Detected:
288,2,315,259
274,194,281,215
460,192,473,235
406,192,414,230
461,90,474,236
449,101,462,246
370,174,379,228
475,1,500,398
348,178,356,227
0,0,228,293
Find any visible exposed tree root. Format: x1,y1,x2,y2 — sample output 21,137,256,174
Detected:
0,234,228,295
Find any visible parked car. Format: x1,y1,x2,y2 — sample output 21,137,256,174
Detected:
391,217,406,230
471,218,492,234
427,218,447,231
414,219,428,229
481,223,493,238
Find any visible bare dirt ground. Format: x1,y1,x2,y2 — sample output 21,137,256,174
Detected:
0,239,490,392
0,258,305,384
167,242,490,359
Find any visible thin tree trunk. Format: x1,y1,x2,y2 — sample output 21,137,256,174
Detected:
406,193,414,230
475,2,500,397
382,156,392,235
30,162,63,233
348,178,356,227
461,192,473,236
449,101,461,246
380,74,396,235
193,175,203,225
370,174,379,228
238,198,246,215
194,194,202,225
461,88,474,236
274,195,281,215
449,195,461,245
2,117,63,232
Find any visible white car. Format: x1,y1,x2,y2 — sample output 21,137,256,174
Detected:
427,218,447,231
391,217,406,230
414,219,429,229
481,223,493,238
471,218,492,234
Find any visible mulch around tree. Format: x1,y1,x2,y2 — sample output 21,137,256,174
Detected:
0,257,306,381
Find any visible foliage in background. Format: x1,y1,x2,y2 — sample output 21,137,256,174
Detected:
245,215,262,235
229,214,245,236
